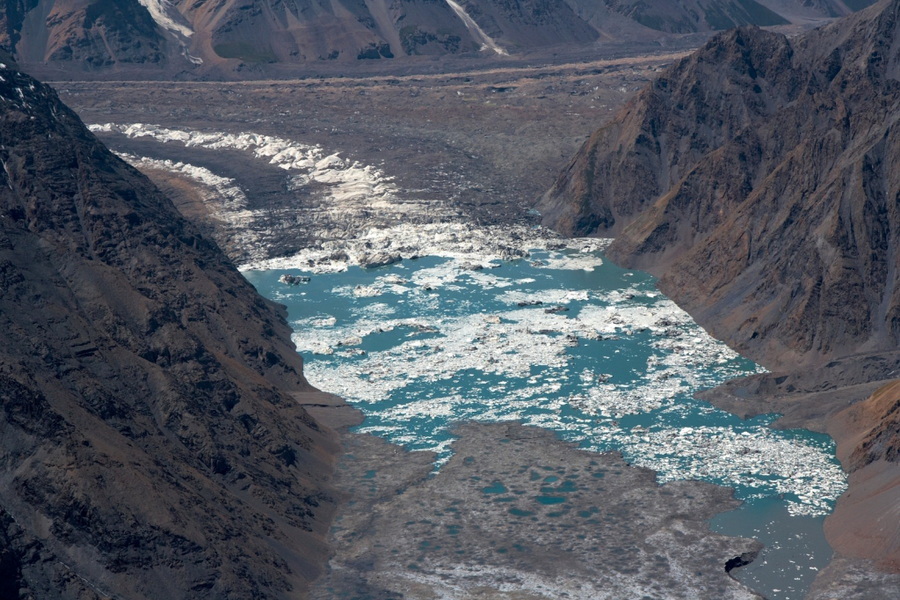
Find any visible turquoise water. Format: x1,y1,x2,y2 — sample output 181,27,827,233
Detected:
711,497,834,598
244,248,846,599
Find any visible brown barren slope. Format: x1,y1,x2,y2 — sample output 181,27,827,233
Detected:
0,63,339,599
826,381,900,570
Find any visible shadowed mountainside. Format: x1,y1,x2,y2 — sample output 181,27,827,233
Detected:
0,0,877,76
599,0,788,32
0,61,338,599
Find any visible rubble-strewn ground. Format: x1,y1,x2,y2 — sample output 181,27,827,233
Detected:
56,52,684,264
310,420,763,600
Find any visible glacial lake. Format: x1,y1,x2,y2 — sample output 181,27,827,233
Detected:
245,246,846,599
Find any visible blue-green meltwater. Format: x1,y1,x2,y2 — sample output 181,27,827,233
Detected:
244,244,846,600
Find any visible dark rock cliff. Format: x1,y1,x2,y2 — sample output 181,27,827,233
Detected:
0,65,337,598
540,0,900,367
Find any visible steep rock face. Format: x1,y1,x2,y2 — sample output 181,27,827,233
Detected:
540,3,900,584
539,26,801,238
540,0,900,367
174,0,452,63
0,0,599,69
458,0,600,49
159,0,615,62
0,65,337,598
756,0,869,20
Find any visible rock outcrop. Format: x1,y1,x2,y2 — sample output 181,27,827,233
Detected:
597,0,790,33
1,0,168,69
826,380,900,571
0,64,338,598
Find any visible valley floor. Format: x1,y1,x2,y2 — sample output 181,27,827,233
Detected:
55,50,900,599
56,51,680,262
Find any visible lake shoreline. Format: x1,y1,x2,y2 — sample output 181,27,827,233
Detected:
250,249,848,599
700,370,900,598
307,399,765,599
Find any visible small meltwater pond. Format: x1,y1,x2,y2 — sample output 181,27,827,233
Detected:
244,245,846,600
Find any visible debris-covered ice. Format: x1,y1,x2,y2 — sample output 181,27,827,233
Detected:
111,152,263,254
90,122,575,267
246,223,599,272
91,122,401,209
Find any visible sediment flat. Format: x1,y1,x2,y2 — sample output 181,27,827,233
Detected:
310,417,763,599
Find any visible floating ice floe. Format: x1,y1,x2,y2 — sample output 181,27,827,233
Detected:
267,250,846,517
535,252,607,271
594,424,847,517
246,223,609,273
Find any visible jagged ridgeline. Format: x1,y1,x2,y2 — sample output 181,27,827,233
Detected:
539,0,900,368
0,65,338,598
0,0,879,75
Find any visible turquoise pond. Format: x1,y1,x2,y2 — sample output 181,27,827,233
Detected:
244,247,846,599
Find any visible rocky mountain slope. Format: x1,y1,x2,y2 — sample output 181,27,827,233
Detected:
540,0,900,367
599,0,789,32
538,0,900,587
1,0,169,68
826,380,900,570
0,59,337,598
0,0,877,76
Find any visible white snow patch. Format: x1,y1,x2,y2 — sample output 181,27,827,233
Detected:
444,0,509,56
138,1,193,38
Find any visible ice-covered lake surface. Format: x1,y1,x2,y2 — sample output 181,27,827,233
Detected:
244,244,846,600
